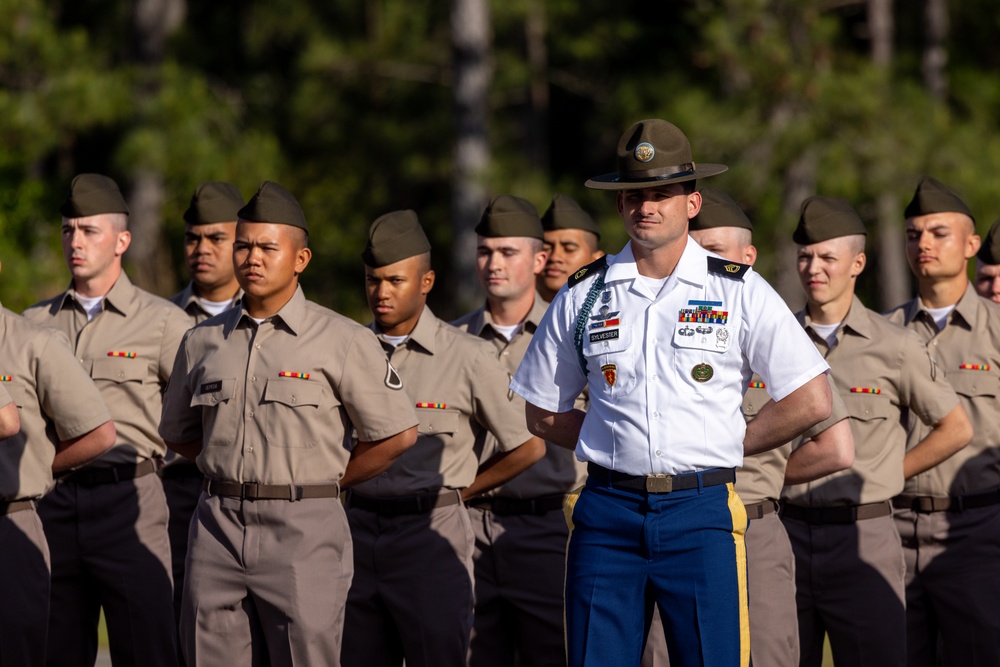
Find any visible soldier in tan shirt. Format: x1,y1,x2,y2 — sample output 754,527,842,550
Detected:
537,194,603,303
341,210,543,667
641,189,855,667
974,218,1000,305
452,194,583,667
165,181,245,650
161,182,419,667
0,383,18,438
785,195,971,667
886,177,1000,666
0,256,117,665
23,174,190,667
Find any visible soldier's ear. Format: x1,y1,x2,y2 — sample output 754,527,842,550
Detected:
421,269,436,295
294,247,312,275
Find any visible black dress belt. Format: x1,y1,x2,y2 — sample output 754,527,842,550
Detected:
892,488,1000,513
347,490,461,516
780,500,892,524
58,458,159,487
587,463,736,494
203,479,341,501
466,494,566,515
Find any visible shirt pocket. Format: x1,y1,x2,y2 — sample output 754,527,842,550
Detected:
91,357,145,384
947,370,998,401
844,392,893,422
582,325,637,397
262,377,326,448
189,378,238,448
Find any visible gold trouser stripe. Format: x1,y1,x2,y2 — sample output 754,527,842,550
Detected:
727,482,751,667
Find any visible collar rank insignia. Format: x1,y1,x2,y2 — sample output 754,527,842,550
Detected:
707,256,748,281
601,364,616,387
385,361,403,390
279,371,310,379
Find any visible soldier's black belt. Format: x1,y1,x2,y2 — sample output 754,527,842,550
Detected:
780,500,891,524
467,494,566,515
587,463,735,494
203,479,341,501
348,490,461,516
892,488,1000,513
0,499,35,516
744,499,779,520
160,462,203,481
58,458,159,487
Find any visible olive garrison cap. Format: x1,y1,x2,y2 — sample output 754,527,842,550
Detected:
585,119,727,191
184,181,244,225
904,176,975,222
541,193,601,239
475,195,544,240
362,209,432,268
978,218,1000,265
60,173,129,218
690,188,752,232
237,181,307,231
793,196,867,245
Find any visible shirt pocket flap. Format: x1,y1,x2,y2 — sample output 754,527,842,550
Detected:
582,325,631,357
190,378,237,407
415,408,461,435
91,356,145,383
844,393,892,421
263,377,323,407
947,371,997,399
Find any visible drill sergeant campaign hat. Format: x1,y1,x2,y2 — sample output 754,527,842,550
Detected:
541,193,601,239
60,173,130,218
978,219,1000,265
362,210,432,267
237,180,308,232
585,119,728,190
904,176,975,222
476,195,544,240
184,181,245,225
793,196,867,245
690,188,752,232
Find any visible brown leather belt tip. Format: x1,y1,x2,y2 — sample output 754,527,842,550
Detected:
892,488,1000,513
781,500,891,524
348,490,461,516
743,499,779,520
203,479,341,501
160,463,204,481
0,499,35,516
587,463,736,494
467,494,566,515
58,458,159,487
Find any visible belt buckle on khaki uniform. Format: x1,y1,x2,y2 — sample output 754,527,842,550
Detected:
645,474,673,493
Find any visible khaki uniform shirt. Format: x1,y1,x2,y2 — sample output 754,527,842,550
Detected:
736,375,848,505
354,306,532,497
783,296,958,506
169,283,243,325
0,383,10,407
0,306,111,500
886,284,1000,496
160,287,417,485
23,273,189,467
452,296,588,498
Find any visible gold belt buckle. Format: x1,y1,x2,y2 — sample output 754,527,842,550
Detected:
645,474,673,493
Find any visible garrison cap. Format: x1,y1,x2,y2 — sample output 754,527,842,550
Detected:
904,176,975,222
362,210,432,268
184,181,244,225
541,193,601,239
793,196,867,245
237,181,307,231
585,119,727,190
60,173,129,218
690,188,752,232
475,195,544,240
978,218,1000,265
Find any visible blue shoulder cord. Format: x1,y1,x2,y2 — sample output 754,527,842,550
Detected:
573,270,606,374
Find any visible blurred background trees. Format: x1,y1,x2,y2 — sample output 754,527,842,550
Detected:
1,0,999,319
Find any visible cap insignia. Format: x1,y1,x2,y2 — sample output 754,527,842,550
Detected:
634,142,655,163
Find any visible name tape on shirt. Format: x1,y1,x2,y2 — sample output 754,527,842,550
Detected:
589,329,620,343
200,381,223,394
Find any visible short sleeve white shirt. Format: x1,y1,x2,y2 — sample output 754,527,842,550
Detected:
510,238,829,476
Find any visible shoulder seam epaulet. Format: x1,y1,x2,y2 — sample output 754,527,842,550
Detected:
707,256,749,281
568,256,608,288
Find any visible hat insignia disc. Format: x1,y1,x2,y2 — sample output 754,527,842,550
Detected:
634,142,655,163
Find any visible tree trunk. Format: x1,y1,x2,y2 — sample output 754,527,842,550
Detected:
922,0,948,102
525,4,549,173
451,0,492,311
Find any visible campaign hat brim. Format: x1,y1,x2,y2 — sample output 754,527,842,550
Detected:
585,163,728,190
